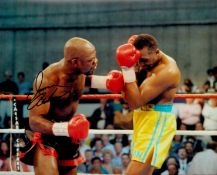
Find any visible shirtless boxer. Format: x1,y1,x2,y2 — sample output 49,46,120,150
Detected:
20,37,123,175
116,34,181,175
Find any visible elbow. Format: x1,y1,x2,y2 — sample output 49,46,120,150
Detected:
125,95,146,110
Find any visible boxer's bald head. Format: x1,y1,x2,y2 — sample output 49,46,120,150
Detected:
64,37,95,61
63,37,97,75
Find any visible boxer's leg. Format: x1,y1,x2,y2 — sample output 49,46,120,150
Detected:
34,145,59,175
126,160,155,175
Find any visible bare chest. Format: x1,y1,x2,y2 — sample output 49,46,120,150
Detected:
47,80,84,121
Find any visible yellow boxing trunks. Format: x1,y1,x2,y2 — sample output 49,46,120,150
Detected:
131,104,176,169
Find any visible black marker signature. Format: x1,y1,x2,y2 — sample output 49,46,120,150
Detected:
27,71,72,110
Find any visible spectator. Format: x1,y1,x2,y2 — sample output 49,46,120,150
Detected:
184,141,195,162
92,138,104,158
90,157,109,174
202,98,217,130
0,141,9,161
161,156,186,175
79,139,91,158
77,149,93,173
0,71,18,128
201,80,211,93
89,99,114,129
102,150,114,174
176,98,202,130
121,135,131,154
101,135,115,156
187,141,217,175
17,72,32,95
178,78,198,93
185,136,204,154
1,145,33,172
170,135,183,155
195,122,212,147
104,124,115,140
0,101,11,129
121,153,130,174
110,99,122,112
16,71,32,129
110,134,129,147
114,102,133,130
177,147,189,173
0,70,18,95
1,155,33,172
105,124,114,130
111,142,123,167
90,134,103,148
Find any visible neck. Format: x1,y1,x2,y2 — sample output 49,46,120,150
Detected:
62,59,78,80
156,51,164,65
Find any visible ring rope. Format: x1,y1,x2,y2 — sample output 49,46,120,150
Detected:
0,94,216,174
0,129,25,134
1,128,217,136
0,93,217,100
0,172,34,175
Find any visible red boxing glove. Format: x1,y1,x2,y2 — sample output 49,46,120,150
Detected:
128,34,138,44
87,70,124,93
68,114,89,139
52,114,89,140
116,43,141,68
106,70,124,93
116,43,141,83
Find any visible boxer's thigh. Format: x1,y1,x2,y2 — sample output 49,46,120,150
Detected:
126,160,154,175
59,166,77,175
34,145,59,175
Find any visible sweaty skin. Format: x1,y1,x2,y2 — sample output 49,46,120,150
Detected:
124,49,180,109
29,37,97,134
28,37,97,175
123,41,181,175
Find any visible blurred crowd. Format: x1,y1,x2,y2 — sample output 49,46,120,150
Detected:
0,65,217,174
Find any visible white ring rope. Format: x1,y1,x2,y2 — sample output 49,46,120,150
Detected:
0,129,25,134
0,97,216,174
90,129,217,136
0,128,217,136
0,172,34,175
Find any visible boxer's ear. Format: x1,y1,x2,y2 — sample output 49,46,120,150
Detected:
156,49,160,54
70,58,78,66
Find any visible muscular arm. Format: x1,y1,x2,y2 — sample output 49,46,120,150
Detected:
124,66,180,109
29,72,54,135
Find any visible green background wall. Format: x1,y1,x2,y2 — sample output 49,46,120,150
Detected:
0,0,217,86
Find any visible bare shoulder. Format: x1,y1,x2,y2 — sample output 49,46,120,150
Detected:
164,55,181,85
33,61,61,91
44,62,61,81
153,54,181,88
167,56,180,74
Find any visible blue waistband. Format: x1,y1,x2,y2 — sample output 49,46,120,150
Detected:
138,104,173,112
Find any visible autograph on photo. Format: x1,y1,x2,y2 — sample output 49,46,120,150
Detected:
27,71,71,110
